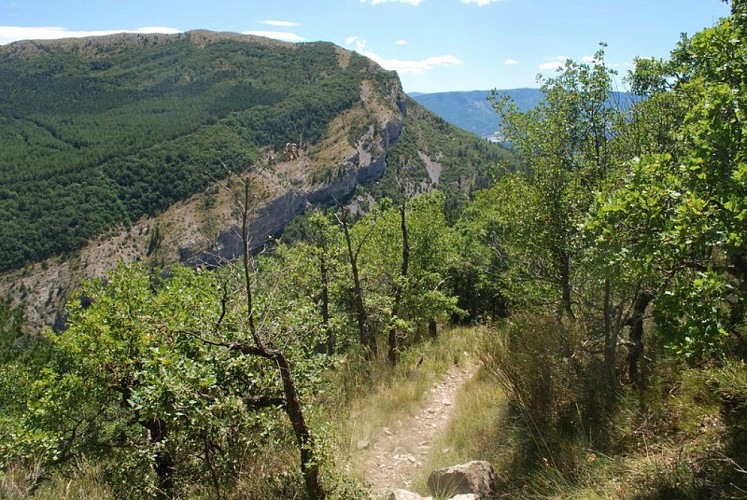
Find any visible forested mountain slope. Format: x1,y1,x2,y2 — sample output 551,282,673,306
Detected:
0,30,514,326
0,30,387,272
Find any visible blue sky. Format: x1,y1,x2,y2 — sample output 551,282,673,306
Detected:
0,0,730,93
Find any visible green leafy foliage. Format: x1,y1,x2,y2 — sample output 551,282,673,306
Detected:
483,46,620,319
586,2,747,360
466,4,747,497
357,192,463,342
0,176,469,495
277,193,465,355
0,263,332,497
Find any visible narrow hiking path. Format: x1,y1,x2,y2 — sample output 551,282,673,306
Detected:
357,360,479,499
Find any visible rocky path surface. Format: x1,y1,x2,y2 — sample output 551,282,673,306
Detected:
358,361,478,499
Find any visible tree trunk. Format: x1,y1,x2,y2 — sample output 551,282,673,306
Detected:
118,385,175,497
341,216,375,357
319,252,333,355
274,351,325,500
602,277,616,389
388,203,410,365
627,292,652,384
142,417,175,498
559,252,575,320
234,179,325,499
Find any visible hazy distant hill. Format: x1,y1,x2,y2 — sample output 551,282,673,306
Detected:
411,88,637,139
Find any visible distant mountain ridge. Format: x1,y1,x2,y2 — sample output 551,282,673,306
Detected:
411,88,637,139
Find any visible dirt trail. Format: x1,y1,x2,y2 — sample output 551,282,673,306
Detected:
358,361,478,499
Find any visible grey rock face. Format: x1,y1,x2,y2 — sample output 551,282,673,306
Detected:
426,461,497,499
184,115,405,268
388,490,431,500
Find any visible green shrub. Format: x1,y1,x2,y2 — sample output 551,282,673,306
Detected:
481,314,612,473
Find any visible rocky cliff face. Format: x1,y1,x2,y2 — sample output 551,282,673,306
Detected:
184,117,403,267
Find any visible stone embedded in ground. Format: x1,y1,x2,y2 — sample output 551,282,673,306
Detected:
388,489,432,500
427,461,498,499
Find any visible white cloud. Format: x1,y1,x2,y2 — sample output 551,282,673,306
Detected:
504,58,518,65
544,54,633,69
538,61,562,71
350,38,367,52
460,0,503,5
243,31,304,42
538,56,569,71
361,0,423,5
347,37,460,74
372,52,462,74
260,20,300,27
395,39,408,45
0,26,181,45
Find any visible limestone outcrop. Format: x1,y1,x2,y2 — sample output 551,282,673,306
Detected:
427,461,498,499
389,461,497,500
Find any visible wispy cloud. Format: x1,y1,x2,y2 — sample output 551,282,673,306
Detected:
346,37,461,74
373,53,462,74
0,26,181,45
260,20,300,28
547,54,633,69
460,0,504,5
395,39,408,45
361,0,424,5
504,58,519,65
538,55,569,71
243,31,304,42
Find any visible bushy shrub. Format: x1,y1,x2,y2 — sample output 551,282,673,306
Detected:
481,314,612,472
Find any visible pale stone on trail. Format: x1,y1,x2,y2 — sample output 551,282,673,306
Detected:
427,461,498,500
388,489,432,500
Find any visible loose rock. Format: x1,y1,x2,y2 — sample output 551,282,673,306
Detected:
388,489,431,500
427,461,498,499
